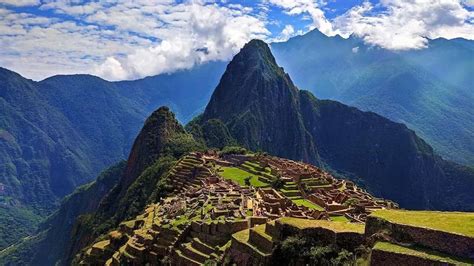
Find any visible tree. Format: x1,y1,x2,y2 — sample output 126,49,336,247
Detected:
244,176,252,186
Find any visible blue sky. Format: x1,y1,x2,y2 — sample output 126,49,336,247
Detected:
0,0,473,81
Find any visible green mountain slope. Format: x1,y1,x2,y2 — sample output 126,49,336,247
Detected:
271,30,474,166
2,39,473,265
0,161,125,265
0,106,202,265
0,62,225,249
200,40,319,164
195,39,474,211
0,68,96,249
62,107,201,265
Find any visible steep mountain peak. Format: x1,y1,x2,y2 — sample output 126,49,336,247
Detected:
200,39,319,164
203,39,298,120
216,39,289,86
121,106,185,187
239,39,280,68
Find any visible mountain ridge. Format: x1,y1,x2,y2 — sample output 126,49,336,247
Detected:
1,38,473,265
271,29,474,166
194,39,474,211
0,62,224,248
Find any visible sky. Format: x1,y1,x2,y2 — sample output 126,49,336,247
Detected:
0,0,473,81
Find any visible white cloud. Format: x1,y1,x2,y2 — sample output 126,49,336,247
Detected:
0,1,269,81
1,0,473,80
272,24,305,42
265,0,336,35
266,0,473,50
93,2,269,80
281,25,295,39
0,0,40,7
333,0,474,50
462,0,474,7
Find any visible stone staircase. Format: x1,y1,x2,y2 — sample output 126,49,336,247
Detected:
280,181,302,198
172,236,223,265
248,224,275,254
169,154,207,194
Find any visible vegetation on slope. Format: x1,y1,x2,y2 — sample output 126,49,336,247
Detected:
373,242,472,265
271,235,357,265
0,161,126,265
64,107,203,264
371,209,474,237
219,167,268,187
271,29,474,166
197,39,474,211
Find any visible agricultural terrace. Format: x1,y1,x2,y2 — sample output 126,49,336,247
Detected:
291,198,324,211
278,217,365,233
373,242,472,265
371,210,474,237
219,166,268,187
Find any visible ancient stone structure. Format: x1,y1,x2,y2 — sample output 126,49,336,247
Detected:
78,151,402,265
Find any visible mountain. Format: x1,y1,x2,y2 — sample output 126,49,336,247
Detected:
61,107,202,265
0,106,202,265
200,40,319,164
192,39,474,211
2,39,474,265
0,69,111,249
0,161,125,265
271,30,474,166
1,31,471,250
115,61,226,122
0,62,225,249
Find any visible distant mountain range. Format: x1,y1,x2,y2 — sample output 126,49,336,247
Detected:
0,62,225,249
191,40,474,212
0,29,472,249
271,29,474,166
1,39,473,265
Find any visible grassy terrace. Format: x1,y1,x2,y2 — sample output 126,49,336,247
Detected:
232,229,270,256
233,228,250,243
220,167,268,187
330,216,349,222
252,224,272,240
371,210,474,237
291,198,324,211
373,242,473,265
278,217,364,233
242,161,271,172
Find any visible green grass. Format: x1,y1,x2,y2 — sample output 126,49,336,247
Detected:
279,217,365,233
232,229,270,256
292,199,324,211
220,167,268,187
371,210,474,237
232,229,250,243
330,216,349,222
171,215,190,228
252,224,272,240
373,242,473,265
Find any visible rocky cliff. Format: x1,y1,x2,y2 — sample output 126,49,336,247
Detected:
193,40,474,211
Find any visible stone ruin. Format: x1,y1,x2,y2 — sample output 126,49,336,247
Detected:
78,151,399,265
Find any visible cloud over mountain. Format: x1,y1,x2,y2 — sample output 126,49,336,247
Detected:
0,0,472,80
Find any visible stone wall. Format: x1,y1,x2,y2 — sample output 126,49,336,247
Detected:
249,217,268,227
249,229,273,253
227,235,270,265
366,216,474,259
370,249,454,266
